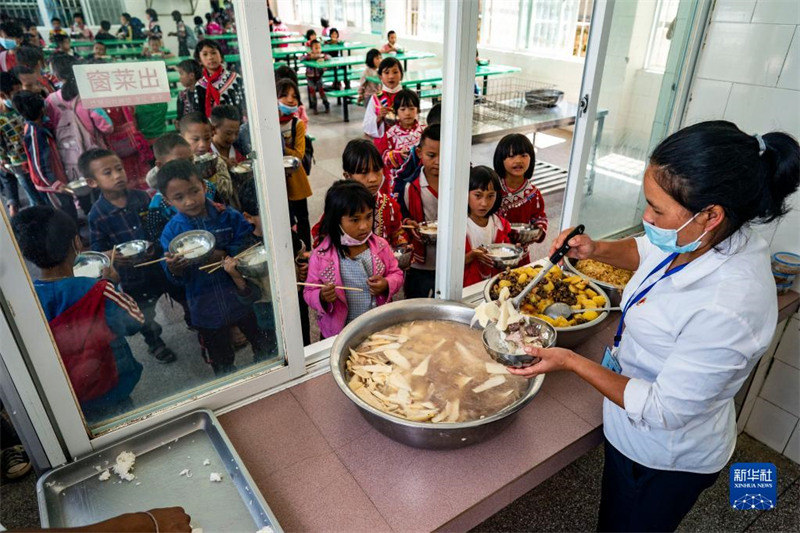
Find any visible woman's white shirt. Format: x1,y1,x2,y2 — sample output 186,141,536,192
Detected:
603,228,777,473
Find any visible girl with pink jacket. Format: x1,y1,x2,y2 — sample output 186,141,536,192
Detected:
304,180,404,339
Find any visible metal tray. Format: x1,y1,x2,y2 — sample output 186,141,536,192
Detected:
37,410,281,532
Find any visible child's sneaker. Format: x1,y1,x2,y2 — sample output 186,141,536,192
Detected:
149,343,176,363
1,445,31,480
324,101,330,113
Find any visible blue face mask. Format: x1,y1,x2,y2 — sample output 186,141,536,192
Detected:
643,212,708,254
278,103,297,115
2,99,12,109
0,37,18,51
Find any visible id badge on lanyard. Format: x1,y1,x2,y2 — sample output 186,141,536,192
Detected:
602,252,686,374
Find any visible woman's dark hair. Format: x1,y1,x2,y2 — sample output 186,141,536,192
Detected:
493,133,535,181
177,58,202,79
365,48,381,68
342,139,383,174
156,158,200,194
171,10,182,22
650,120,800,244
274,64,298,85
194,38,222,62
194,16,204,25
100,20,111,31
393,89,419,112
276,78,302,106
468,165,503,216
305,29,316,41
11,205,78,269
15,46,44,69
377,56,402,77
319,180,376,253
11,90,43,121
146,8,158,21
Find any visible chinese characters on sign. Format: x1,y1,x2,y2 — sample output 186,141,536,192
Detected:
729,462,777,510
74,61,171,108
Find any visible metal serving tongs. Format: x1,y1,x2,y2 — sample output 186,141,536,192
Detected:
510,224,585,309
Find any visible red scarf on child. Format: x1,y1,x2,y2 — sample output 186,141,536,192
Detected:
203,66,223,116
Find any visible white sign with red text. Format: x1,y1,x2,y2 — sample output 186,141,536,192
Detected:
74,61,171,108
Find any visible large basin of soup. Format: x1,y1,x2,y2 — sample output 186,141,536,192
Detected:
330,299,545,449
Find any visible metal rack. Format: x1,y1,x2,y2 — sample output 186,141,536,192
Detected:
473,77,557,123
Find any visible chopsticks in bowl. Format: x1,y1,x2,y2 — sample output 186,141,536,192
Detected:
133,245,205,268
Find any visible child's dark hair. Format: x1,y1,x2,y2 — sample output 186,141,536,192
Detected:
493,133,535,181
52,33,69,46
194,39,222,63
305,29,316,41
148,35,161,43
329,28,339,37
121,13,131,23
309,39,320,47
427,103,441,125
171,10,182,21
468,165,503,216
320,17,329,28
274,64,298,85
649,120,800,244
377,56,402,77
419,123,440,146
11,205,78,269
73,13,84,21
51,17,61,24
177,58,202,79
238,178,259,216
100,20,111,31
78,148,117,180
50,52,76,81
319,180,376,252
387,30,396,38
11,90,44,121
0,21,24,39
156,159,200,194
93,40,107,49
0,71,20,95
276,78,301,105
179,111,210,132
209,104,241,126
15,46,44,68
194,16,203,25
146,8,158,21
365,48,381,68
392,89,419,113
153,132,191,159
342,139,383,174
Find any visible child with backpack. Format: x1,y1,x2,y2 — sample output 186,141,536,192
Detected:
170,10,196,57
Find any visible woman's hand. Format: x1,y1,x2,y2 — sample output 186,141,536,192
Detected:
549,226,596,260
367,275,389,296
507,345,577,378
320,283,337,304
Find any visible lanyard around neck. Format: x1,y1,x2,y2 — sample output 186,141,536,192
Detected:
613,252,687,348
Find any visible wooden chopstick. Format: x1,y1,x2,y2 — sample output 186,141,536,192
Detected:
109,247,117,265
297,282,363,292
133,245,204,268
204,242,262,274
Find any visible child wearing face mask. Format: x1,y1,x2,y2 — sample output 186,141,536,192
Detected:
304,180,404,339
464,166,512,287
362,57,403,139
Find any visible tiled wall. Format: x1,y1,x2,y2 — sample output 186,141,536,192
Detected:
683,0,800,266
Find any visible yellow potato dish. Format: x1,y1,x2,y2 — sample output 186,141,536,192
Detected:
490,265,607,327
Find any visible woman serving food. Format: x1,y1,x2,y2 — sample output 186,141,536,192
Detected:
509,121,799,532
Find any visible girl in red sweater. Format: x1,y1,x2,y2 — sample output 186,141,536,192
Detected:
493,134,547,241
464,166,512,287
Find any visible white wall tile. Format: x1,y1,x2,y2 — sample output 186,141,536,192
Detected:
760,360,800,416
684,78,732,125
785,420,800,462
774,309,800,369
724,85,800,137
770,202,800,256
745,397,798,453
752,0,800,25
696,22,795,85
714,0,757,22
778,28,800,91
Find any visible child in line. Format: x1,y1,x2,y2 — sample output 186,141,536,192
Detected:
95,21,114,41
401,124,440,299
51,34,71,55
15,46,57,94
362,57,403,139
304,29,317,47
0,21,23,73
0,72,41,214
376,88,424,195
205,13,223,36
24,22,46,48
493,133,547,241
357,49,382,105
157,159,271,375
193,16,206,40
311,139,408,249
176,59,201,121
300,40,330,114
13,90,76,220
81,148,177,363
11,206,143,419
194,39,245,118
273,65,309,125
169,10,194,57
464,166,512,287
380,30,398,53
178,111,234,204
304,180,404,339
277,79,313,248
393,103,440,197
210,104,245,168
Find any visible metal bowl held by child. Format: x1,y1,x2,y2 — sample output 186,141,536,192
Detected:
168,230,216,265
230,161,254,187
418,221,438,245
65,177,92,197
73,252,110,279
114,240,151,262
193,153,218,181
483,243,524,269
393,247,412,270
283,156,301,176
508,223,543,246
236,244,269,279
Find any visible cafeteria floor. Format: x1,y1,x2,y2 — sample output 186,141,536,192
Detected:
2,432,798,531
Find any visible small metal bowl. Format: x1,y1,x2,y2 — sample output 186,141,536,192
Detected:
418,221,438,245
236,244,269,278
393,247,412,269
482,316,557,368
73,252,110,278
283,156,301,176
563,257,628,307
114,240,151,262
193,153,217,181
509,223,543,246
168,230,216,265
65,177,92,197
525,89,564,108
230,161,254,186
483,243,524,269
